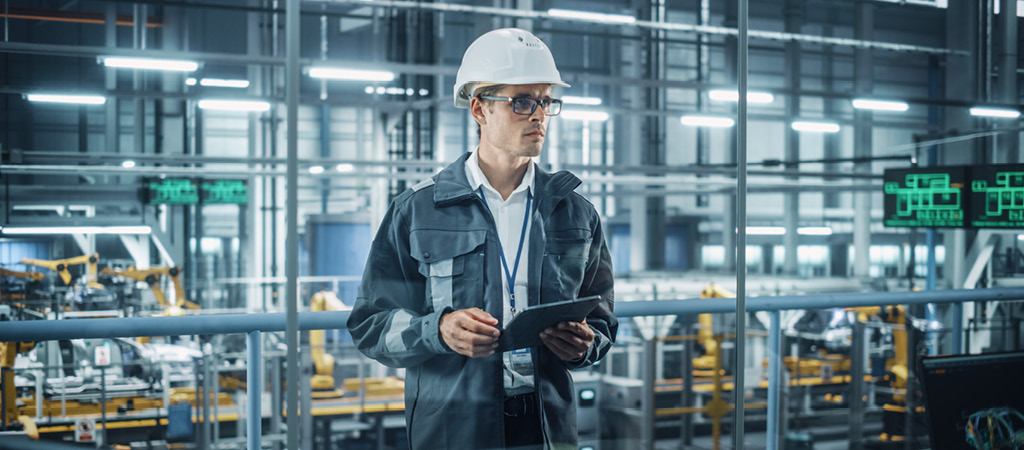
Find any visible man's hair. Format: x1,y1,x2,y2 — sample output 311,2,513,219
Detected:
473,84,506,139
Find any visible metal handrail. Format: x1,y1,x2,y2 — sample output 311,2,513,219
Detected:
2,287,1022,342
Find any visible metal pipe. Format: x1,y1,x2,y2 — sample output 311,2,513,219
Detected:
3,288,1024,342
953,302,964,353
767,310,780,450
734,0,749,446
285,1,300,450
315,0,961,55
247,330,261,450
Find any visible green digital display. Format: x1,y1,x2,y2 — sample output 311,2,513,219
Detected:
146,179,199,205
967,164,1024,228
201,180,248,205
883,167,966,228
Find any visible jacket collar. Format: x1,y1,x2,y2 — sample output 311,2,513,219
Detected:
433,152,582,214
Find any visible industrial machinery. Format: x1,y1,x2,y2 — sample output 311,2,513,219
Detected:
0,268,45,306
309,290,350,399
100,266,199,313
21,254,103,289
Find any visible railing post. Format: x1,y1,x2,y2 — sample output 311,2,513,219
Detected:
247,330,262,450
767,310,782,450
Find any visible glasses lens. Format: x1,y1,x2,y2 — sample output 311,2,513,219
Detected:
545,99,562,116
512,98,537,115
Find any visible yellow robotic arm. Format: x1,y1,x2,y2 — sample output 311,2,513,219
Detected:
21,253,101,288
2,341,35,425
310,290,351,398
0,268,44,281
694,284,735,373
101,267,170,307
847,305,908,390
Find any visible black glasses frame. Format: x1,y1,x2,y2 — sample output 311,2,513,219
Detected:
478,96,563,116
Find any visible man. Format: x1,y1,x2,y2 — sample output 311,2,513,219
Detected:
347,28,617,450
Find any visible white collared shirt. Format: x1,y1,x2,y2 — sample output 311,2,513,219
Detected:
465,149,536,394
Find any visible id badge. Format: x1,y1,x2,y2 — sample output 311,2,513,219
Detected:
509,347,533,371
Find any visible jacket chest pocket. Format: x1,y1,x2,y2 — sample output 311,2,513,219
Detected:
410,229,486,313
543,230,593,298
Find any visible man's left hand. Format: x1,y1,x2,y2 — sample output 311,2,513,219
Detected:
540,319,594,361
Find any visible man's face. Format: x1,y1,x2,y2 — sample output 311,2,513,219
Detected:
474,83,553,159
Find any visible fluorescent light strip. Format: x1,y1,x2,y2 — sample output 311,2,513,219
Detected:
708,89,774,104
1,226,152,235
308,166,325,174
681,115,735,127
198,100,271,112
122,161,136,168
970,107,1021,119
708,89,770,104
186,78,198,86
200,78,250,88
561,110,610,121
547,8,636,24
26,94,106,105
309,67,395,82
562,96,603,106
798,227,833,236
792,121,840,133
102,57,198,72
746,226,785,235
336,163,355,173
852,99,909,112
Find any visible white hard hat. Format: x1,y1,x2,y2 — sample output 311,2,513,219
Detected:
453,28,570,109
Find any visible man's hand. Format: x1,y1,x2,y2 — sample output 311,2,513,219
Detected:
540,319,594,361
440,308,500,358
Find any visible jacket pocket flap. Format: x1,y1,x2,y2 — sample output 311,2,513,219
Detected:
410,229,487,265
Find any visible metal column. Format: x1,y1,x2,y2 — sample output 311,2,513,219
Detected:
734,0,749,447
285,0,301,449
767,311,782,450
247,331,262,450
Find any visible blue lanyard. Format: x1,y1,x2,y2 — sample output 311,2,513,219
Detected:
477,187,532,315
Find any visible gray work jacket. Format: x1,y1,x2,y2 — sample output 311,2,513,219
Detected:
347,152,617,450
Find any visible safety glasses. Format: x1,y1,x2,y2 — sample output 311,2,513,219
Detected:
479,96,563,116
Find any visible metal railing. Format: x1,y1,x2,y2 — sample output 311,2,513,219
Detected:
2,286,1023,450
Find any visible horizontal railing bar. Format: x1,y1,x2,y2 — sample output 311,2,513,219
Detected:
2,288,1022,342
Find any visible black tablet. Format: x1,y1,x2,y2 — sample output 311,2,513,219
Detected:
497,295,603,352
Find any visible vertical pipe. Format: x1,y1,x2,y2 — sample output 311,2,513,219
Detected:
285,1,301,450
767,311,781,450
999,0,1018,163
849,321,866,450
100,367,108,447
642,338,656,450
271,354,282,450
953,302,964,354
734,0,749,447
247,331,262,450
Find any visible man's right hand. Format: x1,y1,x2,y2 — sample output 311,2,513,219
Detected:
439,308,500,358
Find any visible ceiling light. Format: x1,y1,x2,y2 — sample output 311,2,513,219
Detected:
0,226,152,235
418,89,430,96
308,67,395,82
364,86,375,94
708,89,775,104
798,226,833,236
563,96,603,106
308,166,325,174
970,107,1021,119
198,100,271,112
561,110,610,121
681,115,735,127
406,88,414,96
792,121,840,133
375,87,386,95
336,163,355,173
547,8,636,24
852,99,909,112
101,56,198,72
122,160,136,168
200,78,250,88
746,226,786,235
26,94,107,105
186,78,198,86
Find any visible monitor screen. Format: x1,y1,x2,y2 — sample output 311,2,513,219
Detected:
883,167,967,228
921,352,1024,450
966,164,1024,228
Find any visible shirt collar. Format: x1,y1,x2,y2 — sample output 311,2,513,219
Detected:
465,148,535,198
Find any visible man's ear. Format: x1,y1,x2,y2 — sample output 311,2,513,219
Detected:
470,97,487,127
